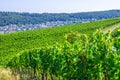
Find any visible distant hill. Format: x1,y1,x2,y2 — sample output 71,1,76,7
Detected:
0,17,120,65
0,10,120,26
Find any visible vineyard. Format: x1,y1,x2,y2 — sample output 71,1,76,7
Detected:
6,29,120,80
0,18,120,80
1,18,120,66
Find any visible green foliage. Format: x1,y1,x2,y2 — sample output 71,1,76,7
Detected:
6,30,120,80
112,28,120,37
1,10,120,26
112,28,120,52
1,18,120,66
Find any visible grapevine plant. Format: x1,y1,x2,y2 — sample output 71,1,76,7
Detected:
6,30,120,80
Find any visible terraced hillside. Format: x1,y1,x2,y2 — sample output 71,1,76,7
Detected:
0,18,120,65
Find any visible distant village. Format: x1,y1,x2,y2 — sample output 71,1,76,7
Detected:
0,19,97,34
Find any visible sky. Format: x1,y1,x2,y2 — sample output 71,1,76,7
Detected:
0,0,120,13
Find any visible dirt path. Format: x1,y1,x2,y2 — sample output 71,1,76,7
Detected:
103,23,120,33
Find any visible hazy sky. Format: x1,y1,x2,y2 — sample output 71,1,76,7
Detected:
1,0,120,13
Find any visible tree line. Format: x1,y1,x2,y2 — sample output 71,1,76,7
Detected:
0,10,120,26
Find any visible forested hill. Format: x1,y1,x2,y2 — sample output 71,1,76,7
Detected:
0,10,120,26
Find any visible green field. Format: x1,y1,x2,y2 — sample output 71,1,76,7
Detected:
6,26,120,80
0,18,120,66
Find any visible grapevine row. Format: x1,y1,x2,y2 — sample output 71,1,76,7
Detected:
7,30,120,80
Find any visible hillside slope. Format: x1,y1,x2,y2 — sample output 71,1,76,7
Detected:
0,18,120,65
103,23,120,33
